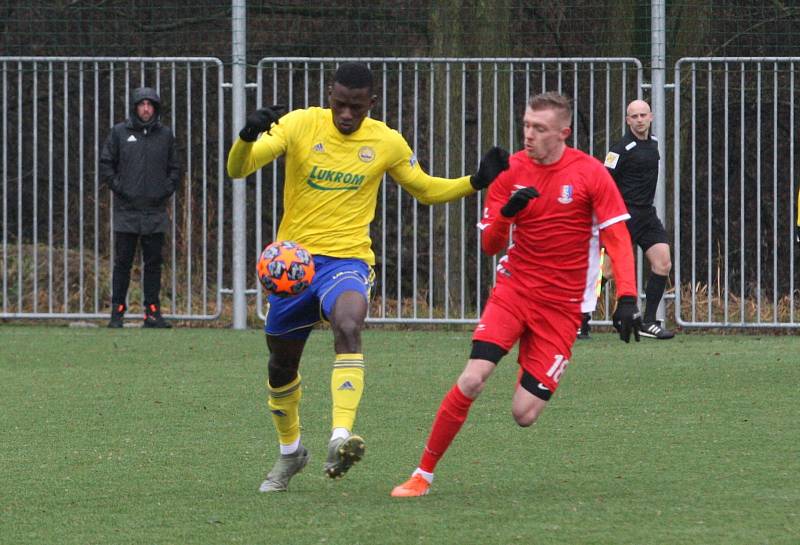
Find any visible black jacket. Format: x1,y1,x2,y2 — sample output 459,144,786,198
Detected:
99,87,181,234
604,128,659,208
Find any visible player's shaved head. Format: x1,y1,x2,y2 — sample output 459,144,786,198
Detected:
528,92,572,127
626,99,651,117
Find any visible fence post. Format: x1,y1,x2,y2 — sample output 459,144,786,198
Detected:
231,0,248,329
651,0,668,322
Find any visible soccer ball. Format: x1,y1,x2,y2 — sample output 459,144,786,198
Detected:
257,240,315,297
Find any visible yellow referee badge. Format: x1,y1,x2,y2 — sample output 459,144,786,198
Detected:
604,151,620,169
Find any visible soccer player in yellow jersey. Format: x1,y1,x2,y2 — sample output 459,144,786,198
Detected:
796,186,800,244
227,62,510,492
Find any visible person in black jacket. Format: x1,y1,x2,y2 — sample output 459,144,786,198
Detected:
100,87,181,328
602,99,674,339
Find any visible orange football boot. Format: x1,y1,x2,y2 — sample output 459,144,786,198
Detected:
390,474,431,497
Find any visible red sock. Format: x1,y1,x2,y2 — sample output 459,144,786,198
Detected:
419,384,474,473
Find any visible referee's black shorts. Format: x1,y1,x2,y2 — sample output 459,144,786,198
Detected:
626,205,669,252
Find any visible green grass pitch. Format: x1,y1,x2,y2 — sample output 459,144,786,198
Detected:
1,325,798,545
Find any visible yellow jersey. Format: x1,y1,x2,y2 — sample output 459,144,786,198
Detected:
797,186,800,228
227,107,474,264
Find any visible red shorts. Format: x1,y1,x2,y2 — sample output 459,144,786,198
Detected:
472,281,581,393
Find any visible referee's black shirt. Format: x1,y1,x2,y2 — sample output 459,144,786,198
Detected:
603,128,660,208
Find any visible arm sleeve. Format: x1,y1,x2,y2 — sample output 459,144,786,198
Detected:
797,185,800,227
386,132,475,204
604,142,625,186
476,169,514,255
226,120,290,179
164,133,182,198
600,221,637,298
606,163,623,186
99,131,119,190
480,215,513,255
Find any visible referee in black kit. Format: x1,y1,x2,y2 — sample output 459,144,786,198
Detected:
603,99,674,339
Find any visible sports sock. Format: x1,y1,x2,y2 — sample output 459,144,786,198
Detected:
644,273,667,323
331,353,365,432
419,384,474,473
268,374,302,448
412,468,434,484
331,427,350,441
279,437,301,456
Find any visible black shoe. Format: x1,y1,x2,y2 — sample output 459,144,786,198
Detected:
108,303,126,328
143,304,172,329
576,312,591,339
639,321,674,339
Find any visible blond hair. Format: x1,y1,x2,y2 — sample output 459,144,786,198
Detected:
528,92,573,126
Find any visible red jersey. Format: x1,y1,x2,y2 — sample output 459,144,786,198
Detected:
478,147,629,305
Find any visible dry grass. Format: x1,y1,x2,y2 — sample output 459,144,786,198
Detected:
678,281,800,325
0,243,221,320
3,243,799,330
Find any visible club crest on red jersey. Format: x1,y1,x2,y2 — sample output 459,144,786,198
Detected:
557,184,574,204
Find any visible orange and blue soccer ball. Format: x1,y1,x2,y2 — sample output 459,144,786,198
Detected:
257,240,315,297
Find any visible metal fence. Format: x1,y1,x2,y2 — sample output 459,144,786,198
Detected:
252,58,643,323
0,57,225,320
4,55,800,328
673,57,800,328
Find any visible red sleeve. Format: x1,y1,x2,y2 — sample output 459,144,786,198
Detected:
480,215,513,255
476,167,515,256
600,221,637,297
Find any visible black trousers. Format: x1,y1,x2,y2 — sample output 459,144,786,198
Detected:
111,231,165,307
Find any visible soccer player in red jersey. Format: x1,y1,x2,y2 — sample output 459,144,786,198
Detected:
391,92,643,497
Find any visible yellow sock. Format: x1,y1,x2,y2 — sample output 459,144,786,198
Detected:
268,374,302,446
331,353,365,432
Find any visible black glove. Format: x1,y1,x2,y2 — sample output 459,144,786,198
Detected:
612,295,642,343
470,146,510,190
238,105,285,142
500,186,540,218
